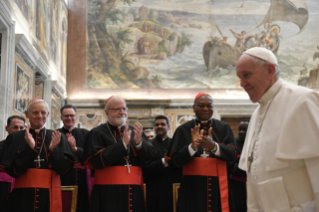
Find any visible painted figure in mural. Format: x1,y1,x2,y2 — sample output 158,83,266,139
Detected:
143,115,182,212
0,98,77,212
0,116,25,211
228,120,249,212
167,93,237,212
229,29,247,54
84,95,155,212
58,105,90,212
237,47,319,211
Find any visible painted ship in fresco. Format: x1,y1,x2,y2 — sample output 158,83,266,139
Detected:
203,0,309,71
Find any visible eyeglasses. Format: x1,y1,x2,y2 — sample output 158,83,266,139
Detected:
107,107,128,113
62,114,76,118
11,126,25,130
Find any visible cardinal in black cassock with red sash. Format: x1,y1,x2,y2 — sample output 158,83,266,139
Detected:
84,96,155,212
0,99,78,212
167,93,237,212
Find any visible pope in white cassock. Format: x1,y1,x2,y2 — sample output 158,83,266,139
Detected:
236,47,319,212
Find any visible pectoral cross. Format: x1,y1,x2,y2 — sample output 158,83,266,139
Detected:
124,159,132,173
34,155,45,168
200,148,209,158
247,151,254,173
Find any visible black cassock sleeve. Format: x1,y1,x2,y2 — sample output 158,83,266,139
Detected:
49,133,78,175
167,120,237,168
85,125,154,170
0,131,77,178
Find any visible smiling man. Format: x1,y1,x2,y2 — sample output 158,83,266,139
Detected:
58,105,90,212
143,115,182,212
84,95,155,212
167,93,237,212
237,47,319,211
0,98,77,212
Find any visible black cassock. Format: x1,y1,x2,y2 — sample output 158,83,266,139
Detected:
58,127,89,212
0,139,14,212
0,128,77,212
143,136,182,212
227,137,247,212
167,119,237,212
84,123,155,212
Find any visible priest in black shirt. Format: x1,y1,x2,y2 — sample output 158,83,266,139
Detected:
58,104,90,212
0,98,77,212
143,115,182,212
84,95,155,212
0,116,25,212
167,93,237,212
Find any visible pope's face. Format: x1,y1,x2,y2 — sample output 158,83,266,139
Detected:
105,97,128,126
236,54,273,103
193,96,213,121
61,108,77,129
25,102,49,129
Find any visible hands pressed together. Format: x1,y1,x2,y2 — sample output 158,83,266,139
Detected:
191,124,216,151
123,121,143,146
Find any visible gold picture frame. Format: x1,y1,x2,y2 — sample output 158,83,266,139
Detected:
61,186,78,212
173,183,180,212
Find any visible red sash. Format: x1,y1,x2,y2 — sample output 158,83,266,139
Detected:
95,166,143,186
14,168,62,212
183,157,230,212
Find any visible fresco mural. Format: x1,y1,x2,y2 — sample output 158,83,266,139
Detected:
50,0,59,64
36,0,49,53
14,64,30,114
15,0,31,21
86,0,319,89
60,17,68,78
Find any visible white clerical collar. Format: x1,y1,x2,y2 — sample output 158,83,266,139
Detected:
31,125,45,133
64,126,75,132
107,121,124,129
196,119,211,124
259,78,283,104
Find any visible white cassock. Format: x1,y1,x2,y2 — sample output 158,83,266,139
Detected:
239,78,319,212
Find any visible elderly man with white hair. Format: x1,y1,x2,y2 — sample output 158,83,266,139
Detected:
0,98,77,212
84,95,155,212
236,47,319,211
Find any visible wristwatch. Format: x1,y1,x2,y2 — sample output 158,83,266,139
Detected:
211,142,218,154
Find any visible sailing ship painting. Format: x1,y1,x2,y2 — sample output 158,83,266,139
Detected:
86,0,319,89
203,0,309,71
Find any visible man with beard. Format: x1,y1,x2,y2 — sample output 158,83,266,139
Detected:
228,120,249,212
0,98,77,212
58,105,90,212
143,115,182,212
167,93,237,212
237,47,319,211
84,95,155,212
0,116,25,211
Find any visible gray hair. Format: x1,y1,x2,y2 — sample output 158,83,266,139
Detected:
251,56,280,77
27,99,49,112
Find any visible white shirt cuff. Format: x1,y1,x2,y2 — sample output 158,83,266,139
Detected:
122,141,128,150
188,144,197,156
135,141,142,149
213,142,221,156
162,158,169,167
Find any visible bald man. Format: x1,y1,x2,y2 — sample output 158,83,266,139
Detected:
84,95,155,212
237,47,319,211
0,99,77,212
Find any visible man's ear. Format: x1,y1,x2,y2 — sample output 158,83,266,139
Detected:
267,63,276,79
5,126,8,133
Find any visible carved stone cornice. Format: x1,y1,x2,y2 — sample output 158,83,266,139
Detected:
15,34,39,71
